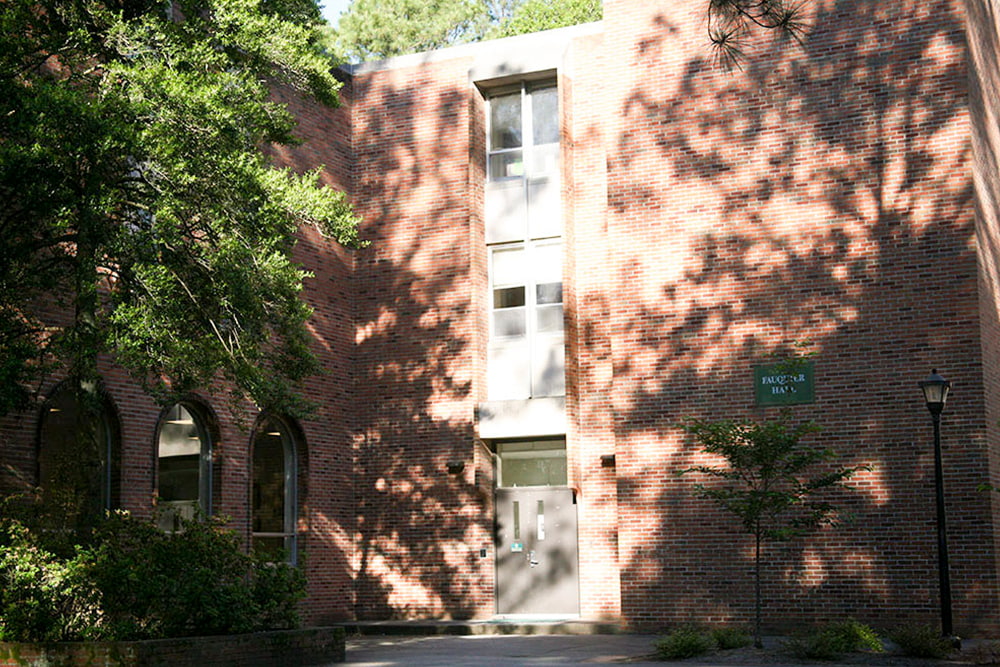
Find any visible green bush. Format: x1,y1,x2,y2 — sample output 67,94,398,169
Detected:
0,521,101,641
711,626,753,650
783,620,882,660
654,626,714,660
0,512,305,642
889,624,954,659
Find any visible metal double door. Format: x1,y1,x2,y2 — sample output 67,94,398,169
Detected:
495,487,579,615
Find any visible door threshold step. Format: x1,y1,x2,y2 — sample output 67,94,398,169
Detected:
342,618,623,636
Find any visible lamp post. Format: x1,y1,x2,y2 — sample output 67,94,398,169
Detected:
918,369,954,639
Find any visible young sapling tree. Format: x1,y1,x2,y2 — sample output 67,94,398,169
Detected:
679,412,865,648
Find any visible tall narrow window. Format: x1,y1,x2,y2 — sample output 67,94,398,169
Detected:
488,241,564,399
487,83,558,182
157,402,212,530
485,79,564,402
38,384,120,516
485,81,561,243
252,416,298,563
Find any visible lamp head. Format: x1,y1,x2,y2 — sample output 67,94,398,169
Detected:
919,369,950,416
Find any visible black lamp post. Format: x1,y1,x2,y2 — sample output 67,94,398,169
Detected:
918,369,954,639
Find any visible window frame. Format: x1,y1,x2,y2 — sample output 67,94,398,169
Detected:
251,415,299,565
486,81,559,183
488,239,565,400
155,400,214,530
37,382,121,514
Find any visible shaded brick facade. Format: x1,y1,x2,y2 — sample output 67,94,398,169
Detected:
3,0,1000,635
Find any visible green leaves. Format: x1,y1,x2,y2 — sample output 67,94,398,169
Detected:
489,0,600,39
678,411,867,647
0,513,305,641
330,0,602,62
679,414,859,540
335,0,486,61
0,0,360,416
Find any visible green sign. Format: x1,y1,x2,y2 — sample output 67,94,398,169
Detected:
754,362,815,406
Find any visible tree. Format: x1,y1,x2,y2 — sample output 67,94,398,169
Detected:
489,0,600,39
333,0,486,61
1,0,359,520
678,413,864,648
330,0,601,62
706,0,807,68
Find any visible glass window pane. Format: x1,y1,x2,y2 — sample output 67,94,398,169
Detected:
492,246,525,286
490,93,522,149
526,144,559,177
253,430,286,534
532,243,562,283
158,404,202,504
38,388,114,513
251,417,298,564
494,286,525,309
494,309,526,337
497,441,567,487
157,403,209,529
531,87,559,145
536,304,564,333
536,282,562,305
489,151,524,179
252,535,286,560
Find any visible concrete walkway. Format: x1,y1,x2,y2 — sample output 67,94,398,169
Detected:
341,632,984,666
343,633,664,666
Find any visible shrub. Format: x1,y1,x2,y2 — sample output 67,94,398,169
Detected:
654,626,714,660
889,624,955,659
0,521,100,641
711,626,753,650
825,619,883,653
0,513,305,642
783,620,882,660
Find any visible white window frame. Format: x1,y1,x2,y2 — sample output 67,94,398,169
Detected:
488,240,565,400
486,81,560,184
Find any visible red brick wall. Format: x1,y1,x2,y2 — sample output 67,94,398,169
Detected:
593,0,997,634
968,0,1000,630
349,57,494,619
0,627,345,666
563,31,623,620
4,0,1000,634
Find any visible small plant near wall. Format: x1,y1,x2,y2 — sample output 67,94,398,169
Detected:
889,624,956,659
678,412,867,648
654,626,714,660
653,625,753,660
782,620,883,660
710,626,753,650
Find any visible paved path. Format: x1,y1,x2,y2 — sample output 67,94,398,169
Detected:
341,633,984,666
344,634,664,666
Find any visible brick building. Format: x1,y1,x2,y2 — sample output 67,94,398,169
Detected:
4,0,1000,634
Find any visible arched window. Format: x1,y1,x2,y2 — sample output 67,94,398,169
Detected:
38,384,120,518
252,416,298,563
157,402,212,530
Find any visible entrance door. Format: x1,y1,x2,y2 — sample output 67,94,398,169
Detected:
495,486,579,615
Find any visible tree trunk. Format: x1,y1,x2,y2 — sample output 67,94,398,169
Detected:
69,217,104,532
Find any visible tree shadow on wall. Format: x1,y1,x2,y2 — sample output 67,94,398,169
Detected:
349,75,493,620
599,0,996,634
